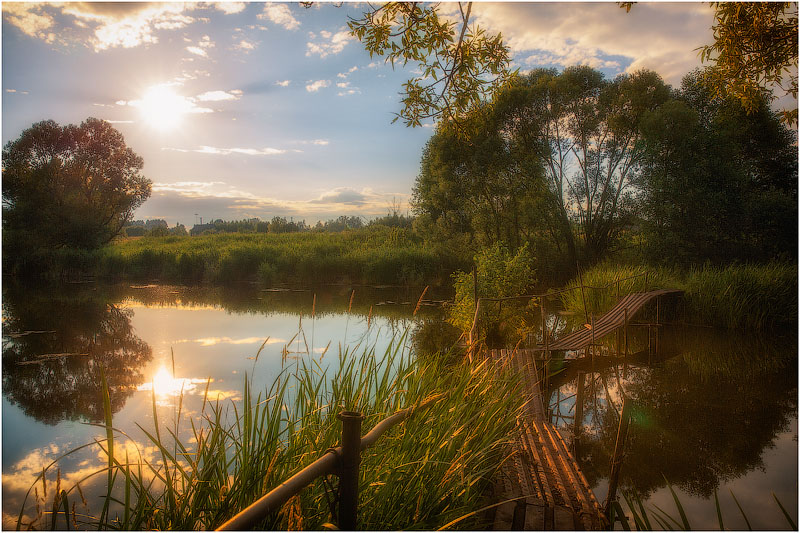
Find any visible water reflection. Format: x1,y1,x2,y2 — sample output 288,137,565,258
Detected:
546,324,797,526
2,284,152,425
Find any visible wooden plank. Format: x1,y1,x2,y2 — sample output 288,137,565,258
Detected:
545,290,682,351
524,498,547,531
554,505,577,530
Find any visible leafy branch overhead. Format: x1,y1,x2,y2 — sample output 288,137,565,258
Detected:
348,2,514,127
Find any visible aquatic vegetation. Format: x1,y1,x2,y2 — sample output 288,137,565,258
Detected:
91,227,470,286
17,333,522,530
559,261,797,329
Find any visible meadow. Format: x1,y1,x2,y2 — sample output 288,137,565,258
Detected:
53,227,471,286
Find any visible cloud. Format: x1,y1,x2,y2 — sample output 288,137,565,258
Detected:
275,80,291,87
313,188,369,206
196,89,243,101
163,145,287,156
305,79,330,92
234,39,257,52
152,181,227,194
62,3,197,51
2,3,56,43
306,29,352,58
186,45,208,57
338,66,358,78
258,3,300,30
470,3,714,86
172,336,283,347
212,2,246,15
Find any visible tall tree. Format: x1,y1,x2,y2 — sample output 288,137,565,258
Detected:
2,118,151,262
637,69,798,264
493,67,670,264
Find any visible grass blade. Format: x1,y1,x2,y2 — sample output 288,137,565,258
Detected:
730,490,752,530
772,492,796,530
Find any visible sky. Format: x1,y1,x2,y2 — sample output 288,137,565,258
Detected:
2,1,721,227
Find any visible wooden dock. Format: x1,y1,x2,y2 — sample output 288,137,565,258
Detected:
542,289,683,352
484,349,606,530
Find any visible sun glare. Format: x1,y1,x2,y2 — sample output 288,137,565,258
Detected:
137,85,186,131
151,366,186,397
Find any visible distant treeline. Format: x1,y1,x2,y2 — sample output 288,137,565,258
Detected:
122,213,414,238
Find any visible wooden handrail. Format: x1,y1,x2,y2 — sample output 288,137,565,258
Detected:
215,394,444,531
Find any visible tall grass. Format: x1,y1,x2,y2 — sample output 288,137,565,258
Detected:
87,227,470,286
18,333,522,530
560,261,797,330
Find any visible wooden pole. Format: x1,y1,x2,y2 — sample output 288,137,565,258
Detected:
337,411,363,531
574,371,585,445
578,263,589,324
623,308,628,379
604,398,632,519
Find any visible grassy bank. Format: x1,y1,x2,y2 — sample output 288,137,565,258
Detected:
560,261,797,330
19,335,522,530
34,226,471,286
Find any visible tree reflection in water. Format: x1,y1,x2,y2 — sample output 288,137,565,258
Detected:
547,325,797,499
2,284,152,425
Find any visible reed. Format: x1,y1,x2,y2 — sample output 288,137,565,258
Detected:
18,332,522,530
89,227,470,286
559,261,797,330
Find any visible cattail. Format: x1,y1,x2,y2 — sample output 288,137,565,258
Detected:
367,305,373,329
413,285,429,316
311,294,316,318
348,289,355,313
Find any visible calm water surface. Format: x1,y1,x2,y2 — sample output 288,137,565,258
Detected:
2,282,797,529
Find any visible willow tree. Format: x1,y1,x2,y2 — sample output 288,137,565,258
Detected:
494,67,671,264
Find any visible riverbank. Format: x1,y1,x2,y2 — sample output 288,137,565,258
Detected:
559,261,798,330
18,227,471,287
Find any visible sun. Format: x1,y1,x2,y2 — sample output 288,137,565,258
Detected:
136,85,188,131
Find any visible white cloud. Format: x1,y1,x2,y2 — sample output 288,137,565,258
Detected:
196,89,243,101
258,3,300,31
234,39,257,51
470,3,715,86
212,2,246,15
306,29,352,58
338,65,359,78
63,3,197,51
305,79,330,92
186,46,207,57
163,145,287,156
275,80,291,87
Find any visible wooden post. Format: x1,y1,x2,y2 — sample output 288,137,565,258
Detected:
604,398,632,519
578,263,589,324
623,308,628,378
574,371,585,441
337,411,363,530
542,300,550,393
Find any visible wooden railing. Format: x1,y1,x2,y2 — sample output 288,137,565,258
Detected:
215,394,443,531
467,271,653,359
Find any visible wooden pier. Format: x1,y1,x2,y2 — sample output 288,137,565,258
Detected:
541,289,683,352
484,348,606,530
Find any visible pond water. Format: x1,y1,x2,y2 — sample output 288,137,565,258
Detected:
546,324,798,530
1,282,448,529
2,282,797,530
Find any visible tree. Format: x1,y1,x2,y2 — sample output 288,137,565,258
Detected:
413,67,671,271
348,2,514,127
2,118,151,259
637,69,798,264
700,2,798,125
